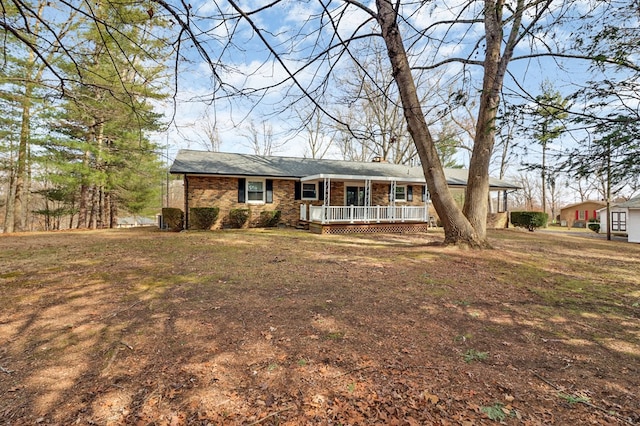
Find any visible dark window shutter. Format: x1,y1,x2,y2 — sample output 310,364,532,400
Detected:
294,181,301,200
238,178,246,203
318,182,325,201
422,185,427,202
389,184,392,202
407,185,413,201
266,179,273,203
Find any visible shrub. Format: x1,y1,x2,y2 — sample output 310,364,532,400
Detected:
190,207,219,230
510,211,548,231
228,208,250,228
162,208,184,231
259,210,281,227
588,219,600,233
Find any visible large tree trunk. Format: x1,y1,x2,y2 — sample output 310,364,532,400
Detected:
89,185,98,229
376,0,483,246
462,0,503,239
463,0,525,240
77,183,88,229
13,84,32,233
108,192,118,228
4,167,16,234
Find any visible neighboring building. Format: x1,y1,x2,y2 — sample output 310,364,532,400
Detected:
169,150,520,234
597,196,640,243
559,200,606,228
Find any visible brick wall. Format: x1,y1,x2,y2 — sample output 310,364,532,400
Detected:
186,176,299,229
186,176,430,229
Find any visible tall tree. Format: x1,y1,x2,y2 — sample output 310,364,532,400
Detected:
330,40,418,164
1,1,78,232
45,1,168,229
526,82,569,218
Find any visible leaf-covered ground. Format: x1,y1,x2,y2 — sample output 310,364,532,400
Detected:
0,227,639,425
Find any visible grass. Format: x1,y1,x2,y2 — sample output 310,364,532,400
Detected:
481,403,507,421
462,349,489,363
558,392,591,404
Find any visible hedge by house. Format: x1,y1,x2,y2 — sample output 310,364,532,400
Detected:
190,207,219,230
259,210,281,227
228,208,250,228
510,211,548,231
162,208,184,231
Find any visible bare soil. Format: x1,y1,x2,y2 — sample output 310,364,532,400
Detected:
0,227,639,425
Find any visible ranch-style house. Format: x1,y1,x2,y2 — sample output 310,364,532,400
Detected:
169,150,520,234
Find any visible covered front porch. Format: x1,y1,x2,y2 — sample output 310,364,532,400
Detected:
297,173,431,234
301,204,429,224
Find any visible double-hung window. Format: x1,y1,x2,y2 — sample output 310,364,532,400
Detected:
395,185,407,202
238,178,272,204
302,183,317,200
247,180,265,203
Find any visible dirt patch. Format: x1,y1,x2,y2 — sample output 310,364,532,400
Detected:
0,227,639,425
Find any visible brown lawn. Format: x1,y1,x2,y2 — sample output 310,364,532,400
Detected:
0,227,639,425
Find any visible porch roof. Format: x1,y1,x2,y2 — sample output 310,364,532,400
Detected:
300,173,425,184
170,149,520,190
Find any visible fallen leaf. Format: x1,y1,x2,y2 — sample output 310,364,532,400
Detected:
423,392,440,404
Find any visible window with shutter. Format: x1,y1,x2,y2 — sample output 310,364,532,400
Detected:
294,181,301,200
302,183,317,200
266,180,273,203
238,178,246,203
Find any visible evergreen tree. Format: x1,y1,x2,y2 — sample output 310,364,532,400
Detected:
43,1,169,229
525,82,569,218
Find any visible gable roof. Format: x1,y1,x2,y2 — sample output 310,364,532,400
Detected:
170,149,520,190
617,195,640,209
560,200,607,211
595,196,640,211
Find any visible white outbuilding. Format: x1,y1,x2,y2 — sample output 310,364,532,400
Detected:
597,196,640,243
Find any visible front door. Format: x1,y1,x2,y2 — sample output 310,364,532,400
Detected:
345,186,365,206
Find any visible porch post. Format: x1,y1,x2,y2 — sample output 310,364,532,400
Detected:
322,177,331,224
364,179,371,223
424,187,430,224
390,180,396,220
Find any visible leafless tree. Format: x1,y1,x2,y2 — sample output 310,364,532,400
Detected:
298,108,334,159
240,120,286,156
197,111,222,152
566,177,598,202
511,172,540,211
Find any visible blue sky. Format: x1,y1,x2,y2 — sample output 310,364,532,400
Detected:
151,0,637,201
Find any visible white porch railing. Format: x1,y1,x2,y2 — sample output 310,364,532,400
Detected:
305,205,428,224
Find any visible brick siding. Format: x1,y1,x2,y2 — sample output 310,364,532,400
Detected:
186,176,429,229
